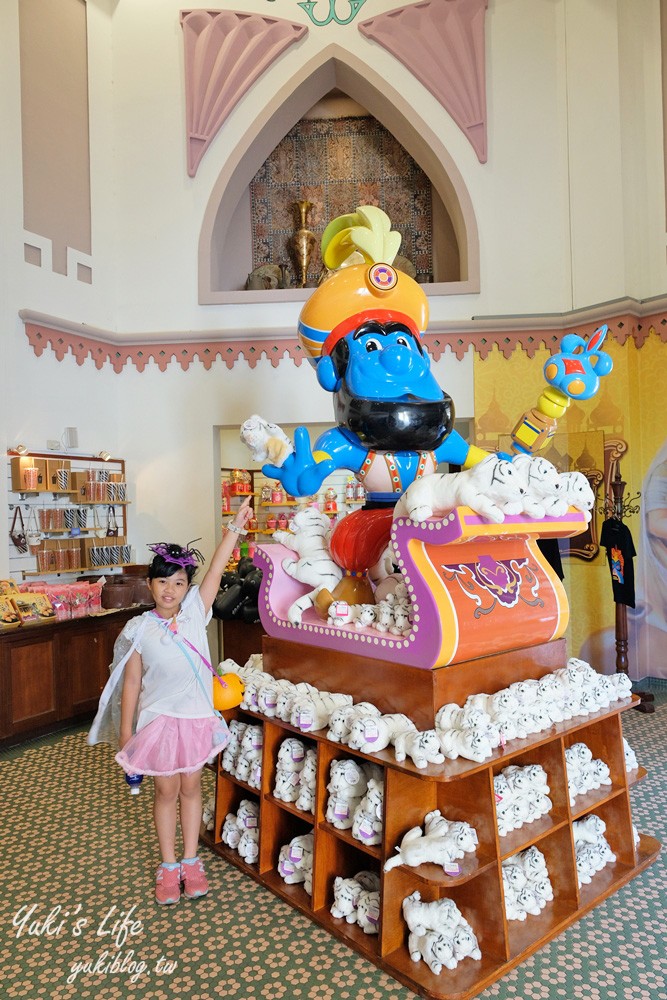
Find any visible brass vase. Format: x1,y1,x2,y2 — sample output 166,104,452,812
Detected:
290,200,316,287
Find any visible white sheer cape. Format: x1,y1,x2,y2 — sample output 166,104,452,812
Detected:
87,612,151,746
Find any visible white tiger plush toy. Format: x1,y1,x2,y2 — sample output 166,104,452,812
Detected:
511,453,564,518
273,508,343,624
394,455,525,525
240,414,293,466
557,471,595,521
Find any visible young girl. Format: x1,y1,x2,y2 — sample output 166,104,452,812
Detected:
88,498,252,905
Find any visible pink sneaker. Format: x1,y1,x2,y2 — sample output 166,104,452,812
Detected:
155,864,181,905
180,857,209,899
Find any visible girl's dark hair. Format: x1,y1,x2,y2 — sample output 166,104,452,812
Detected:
147,542,203,583
147,555,197,583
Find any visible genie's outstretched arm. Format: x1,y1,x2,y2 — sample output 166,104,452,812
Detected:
263,426,336,497
434,429,490,469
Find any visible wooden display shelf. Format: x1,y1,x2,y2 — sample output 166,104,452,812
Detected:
318,820,383,860
627,765,647,786
203,639,661,1000
264,792,314,823
23,562,133,578
74,500,130,506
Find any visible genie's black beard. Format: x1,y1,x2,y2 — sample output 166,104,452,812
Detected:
333,381,455,451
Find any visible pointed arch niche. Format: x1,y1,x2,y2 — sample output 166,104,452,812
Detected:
198,46,480,304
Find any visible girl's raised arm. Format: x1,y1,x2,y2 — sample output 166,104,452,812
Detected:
198,497,253,614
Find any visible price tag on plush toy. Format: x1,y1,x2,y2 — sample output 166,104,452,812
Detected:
333,798,350,820
245,815,258,829
289,772,300,787
363,721,379,743
358,819,374,839
291,746,305,762
444,862,461,876
279,857,295,876
289,843,304,863
298,709,313,730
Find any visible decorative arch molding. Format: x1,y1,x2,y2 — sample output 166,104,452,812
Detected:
198,43,481,304
180,9,308,177
359,0,489,163
20,300,667,373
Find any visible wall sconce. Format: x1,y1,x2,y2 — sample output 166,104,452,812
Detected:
98,451,111,462
13,444,28,456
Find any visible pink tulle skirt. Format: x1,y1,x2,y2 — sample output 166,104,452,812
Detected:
115,714,229,777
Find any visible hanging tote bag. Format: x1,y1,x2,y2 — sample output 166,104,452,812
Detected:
10,507,27,553
93,506,106,539
106,506,119,537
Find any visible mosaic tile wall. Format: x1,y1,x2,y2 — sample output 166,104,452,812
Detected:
250,116,433,286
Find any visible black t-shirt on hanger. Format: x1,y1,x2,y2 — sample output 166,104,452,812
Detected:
599,518,636,608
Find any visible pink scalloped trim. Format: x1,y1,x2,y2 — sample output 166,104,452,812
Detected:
23,311,667,372
23,323,306,372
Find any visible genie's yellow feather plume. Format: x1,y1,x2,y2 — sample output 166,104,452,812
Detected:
321,206,401,270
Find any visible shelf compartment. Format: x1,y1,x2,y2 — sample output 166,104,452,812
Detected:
493,737,570,812
258,792,314,879
563,713,627,788
574,792,636,876
383,863,507,974
313,827,382,936
263,720,317,820
212,780,259,846
383,764,498,879
505,824,577,959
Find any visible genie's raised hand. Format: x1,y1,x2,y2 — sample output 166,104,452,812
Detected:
262,426,336,498
543,325,613,400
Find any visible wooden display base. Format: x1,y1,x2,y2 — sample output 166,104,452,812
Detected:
203,641,661,1000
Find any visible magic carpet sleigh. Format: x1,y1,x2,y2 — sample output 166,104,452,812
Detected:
254,506,587,672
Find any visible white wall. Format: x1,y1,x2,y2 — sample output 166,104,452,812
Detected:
0,0,664,577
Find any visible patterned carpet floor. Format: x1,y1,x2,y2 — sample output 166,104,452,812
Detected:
1,687,665,1000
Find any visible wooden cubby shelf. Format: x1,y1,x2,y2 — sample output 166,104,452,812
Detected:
203,637,660,1000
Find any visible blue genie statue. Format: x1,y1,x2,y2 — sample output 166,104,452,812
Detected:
264,207,489,508
260,207,612,587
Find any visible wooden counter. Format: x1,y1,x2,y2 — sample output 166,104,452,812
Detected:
0,608,147,747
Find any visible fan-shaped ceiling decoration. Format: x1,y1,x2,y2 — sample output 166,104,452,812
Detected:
359,0,488,163
181,10,308,177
